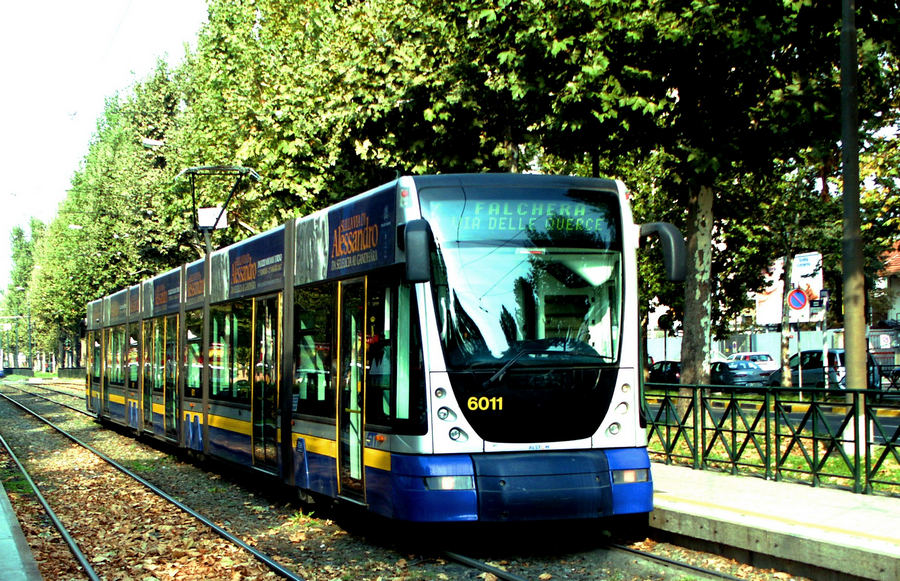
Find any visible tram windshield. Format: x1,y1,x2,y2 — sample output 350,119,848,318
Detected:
419,185,623,370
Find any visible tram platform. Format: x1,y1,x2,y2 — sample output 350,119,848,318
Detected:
651,463,900,581
0,478,42,580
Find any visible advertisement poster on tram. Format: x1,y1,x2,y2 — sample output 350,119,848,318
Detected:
327,190,395,279
227,227,285,299
755,252,824,325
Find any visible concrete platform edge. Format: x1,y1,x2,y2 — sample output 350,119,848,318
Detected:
650,506,899,581
0,479,43,580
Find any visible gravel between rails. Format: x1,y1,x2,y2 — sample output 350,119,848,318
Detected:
0,380,813,581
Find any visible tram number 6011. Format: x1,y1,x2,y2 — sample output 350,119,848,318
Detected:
468,396,503,411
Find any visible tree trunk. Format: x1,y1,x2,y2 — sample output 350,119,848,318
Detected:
678,185,714,414
779,256,794,387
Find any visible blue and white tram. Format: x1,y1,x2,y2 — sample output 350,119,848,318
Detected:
85,173,685,523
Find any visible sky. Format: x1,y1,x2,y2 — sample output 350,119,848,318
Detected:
0,0,209,289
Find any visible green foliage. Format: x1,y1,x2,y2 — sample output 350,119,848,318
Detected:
7,0,900,365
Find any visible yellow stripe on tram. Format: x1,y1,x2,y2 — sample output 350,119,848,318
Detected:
208,413,252,436
365,447,391,472
292,432,337,459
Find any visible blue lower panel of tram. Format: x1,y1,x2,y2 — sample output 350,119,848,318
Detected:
208,423,252,465
107,393,127,424
373,448,651,522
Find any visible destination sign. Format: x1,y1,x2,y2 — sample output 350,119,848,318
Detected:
419,187,620,248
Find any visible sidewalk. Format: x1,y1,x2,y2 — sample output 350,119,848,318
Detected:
651,463,900,581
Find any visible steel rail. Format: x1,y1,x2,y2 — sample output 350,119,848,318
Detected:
28,382,86,400
0,392,308,581
609,543,747,581
0,432,101,581
2,384,92,416
443,551,534,581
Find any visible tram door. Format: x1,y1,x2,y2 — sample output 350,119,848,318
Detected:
164,314,179,440
88,332,102,414
338,279,366,500
252,295,279,472
142,321,153,431
101,329,111,415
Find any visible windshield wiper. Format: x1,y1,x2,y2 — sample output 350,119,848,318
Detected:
479,348,614,389
481,349,540,388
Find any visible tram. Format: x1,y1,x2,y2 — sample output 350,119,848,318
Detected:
86,173,685,522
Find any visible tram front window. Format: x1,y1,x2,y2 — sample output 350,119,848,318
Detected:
420,186,623,371
420,185,623,443
433,245,621,368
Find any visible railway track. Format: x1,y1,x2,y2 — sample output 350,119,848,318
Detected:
0,389,307,580
0,380,807,581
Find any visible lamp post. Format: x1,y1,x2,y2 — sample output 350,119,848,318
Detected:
176,165,260,453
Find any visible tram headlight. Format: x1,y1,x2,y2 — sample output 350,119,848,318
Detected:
435,388,446,399
616,402,629,414
607,422,621,435
424,475,475,491
449,427,467,441
621,383,632,393
437,406,456,421
612,469,649,484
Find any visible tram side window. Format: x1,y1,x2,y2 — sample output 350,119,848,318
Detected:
185,309,203,399
106,325,126,388
142,321,153,391
210,301,253,404
165,315,178,393
152,318,165,394
293,285,334,418
395,284,426,435
364,281,426,434
91,333,102,382
128,323,140,389
365,283,392,427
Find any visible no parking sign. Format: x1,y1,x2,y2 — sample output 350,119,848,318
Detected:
788,289,808,310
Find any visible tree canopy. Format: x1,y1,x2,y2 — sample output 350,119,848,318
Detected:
7,0,899,371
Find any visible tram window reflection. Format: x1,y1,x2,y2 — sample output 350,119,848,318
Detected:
293,284,334,418
210,301,253,404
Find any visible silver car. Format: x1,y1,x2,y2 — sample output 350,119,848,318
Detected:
767,349,880,389
710,360,771,388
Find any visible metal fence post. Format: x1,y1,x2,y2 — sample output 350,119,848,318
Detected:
693,385,701,469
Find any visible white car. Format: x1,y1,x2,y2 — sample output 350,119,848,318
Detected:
726,352,778,372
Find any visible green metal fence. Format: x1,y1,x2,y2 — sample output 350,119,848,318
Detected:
644,384,900,495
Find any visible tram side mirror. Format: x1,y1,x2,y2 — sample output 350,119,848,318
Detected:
640,222,687,282
404,219,433,283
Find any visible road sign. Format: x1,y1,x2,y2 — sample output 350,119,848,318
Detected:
788,289,808,310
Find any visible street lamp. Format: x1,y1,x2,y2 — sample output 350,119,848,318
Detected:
177,166,260,450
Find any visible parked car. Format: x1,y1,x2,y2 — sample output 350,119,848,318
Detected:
648,360,681,384
726,351,778,372
766,349,881,389
710,360,772,388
